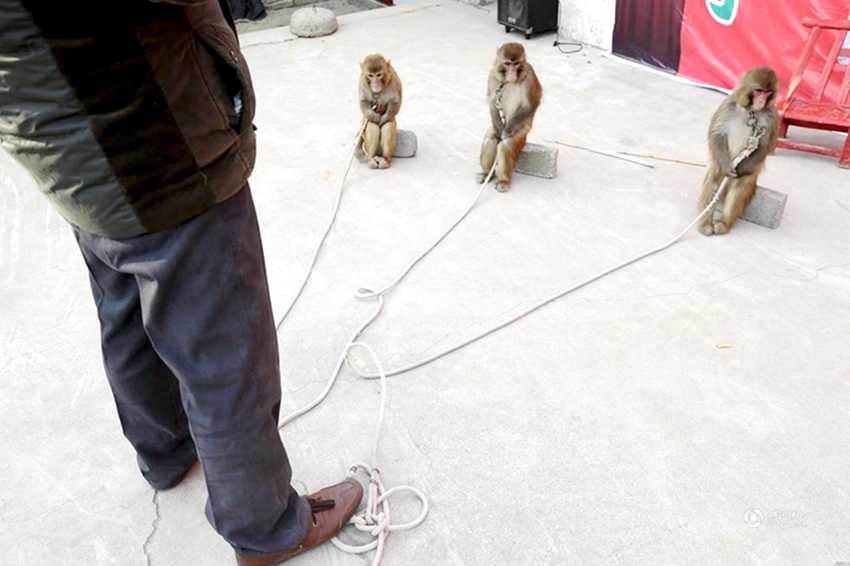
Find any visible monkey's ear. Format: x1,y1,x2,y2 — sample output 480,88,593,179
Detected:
733,86,749,109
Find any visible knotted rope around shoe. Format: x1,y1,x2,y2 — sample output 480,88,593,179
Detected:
276,128,435,566
331,463,429,563
331,344,427,564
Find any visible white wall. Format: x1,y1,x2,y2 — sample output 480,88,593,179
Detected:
558,0,616,51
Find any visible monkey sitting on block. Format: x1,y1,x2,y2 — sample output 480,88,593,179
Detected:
478,43,542,192
698,67,779,236
356,54,402,169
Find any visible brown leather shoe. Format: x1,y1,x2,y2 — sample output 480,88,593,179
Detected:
235,478,363,566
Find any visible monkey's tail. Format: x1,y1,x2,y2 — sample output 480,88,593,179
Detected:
354,142,367,163
354,120,368,162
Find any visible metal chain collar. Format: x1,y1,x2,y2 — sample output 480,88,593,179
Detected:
747,111,766,140
495,84,505,122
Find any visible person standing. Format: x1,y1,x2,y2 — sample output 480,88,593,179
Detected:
0,1,361,564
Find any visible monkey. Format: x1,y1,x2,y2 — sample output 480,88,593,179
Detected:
356,54,402,170
698,67,779,236
477,43,542,192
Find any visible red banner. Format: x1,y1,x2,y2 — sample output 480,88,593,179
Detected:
678,1,849,99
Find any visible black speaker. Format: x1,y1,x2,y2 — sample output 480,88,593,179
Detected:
497,0,558,39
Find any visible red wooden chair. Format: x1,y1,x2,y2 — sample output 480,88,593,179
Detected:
776,17,850,168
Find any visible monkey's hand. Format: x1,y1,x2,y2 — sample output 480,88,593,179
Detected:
489,107,505,135
717,154,737,178
367,110,382,123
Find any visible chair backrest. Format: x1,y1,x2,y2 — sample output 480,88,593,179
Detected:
785,17,850,107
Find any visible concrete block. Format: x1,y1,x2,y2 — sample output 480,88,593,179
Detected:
290,7,337,37
514,142,558,179
393,129,417,158
741,185,787,229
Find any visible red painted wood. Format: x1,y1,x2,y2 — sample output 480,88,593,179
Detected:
803,18,850,30
778,15,850,168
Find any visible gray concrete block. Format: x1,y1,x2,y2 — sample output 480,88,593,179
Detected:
290,7,337,37
514,142,558,179
393,129,417,158
741,185,788,229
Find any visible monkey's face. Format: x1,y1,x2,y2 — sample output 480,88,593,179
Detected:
751,88,772,111
367,70,384,94
502,60,523,83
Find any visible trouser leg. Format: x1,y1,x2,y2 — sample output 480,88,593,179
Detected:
74,232,196,490
72,186,310,555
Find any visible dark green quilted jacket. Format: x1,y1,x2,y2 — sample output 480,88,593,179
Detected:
0,0,256,238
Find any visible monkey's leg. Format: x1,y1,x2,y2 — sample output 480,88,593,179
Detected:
715,174,757,234
697,166,723,236
363,122,382,169
377,121,397,169
478,127,499,183
494,133,527,192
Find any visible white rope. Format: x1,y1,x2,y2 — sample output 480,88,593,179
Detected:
354,163,496,300
328,343,429,565
277,126,435,566
346,138,762,379
276,125,760,563
275,123,367,330
278,306,430,565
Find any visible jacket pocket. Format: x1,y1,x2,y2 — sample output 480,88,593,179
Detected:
193,23,255,134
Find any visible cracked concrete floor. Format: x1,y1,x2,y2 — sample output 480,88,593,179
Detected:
2,1,850,565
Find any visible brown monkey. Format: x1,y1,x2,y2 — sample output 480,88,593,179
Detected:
478,43,542,192
698,67,779,236
357,54,402,169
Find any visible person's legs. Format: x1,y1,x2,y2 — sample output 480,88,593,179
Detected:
74,232,197,490
73,186,311,554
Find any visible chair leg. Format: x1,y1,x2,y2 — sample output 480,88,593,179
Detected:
840,129,850,169
778,118,789,139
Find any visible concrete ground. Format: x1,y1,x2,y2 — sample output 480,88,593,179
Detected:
234,0,386,34
2,1,849,565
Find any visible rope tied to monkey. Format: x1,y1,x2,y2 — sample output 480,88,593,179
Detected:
275,126,429,566
274,104,766,565
705,119,765,219
344,138,765,381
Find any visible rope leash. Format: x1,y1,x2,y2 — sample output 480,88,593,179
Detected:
276,117,763,562
277,126,453,565
355,162,496,300
345,137,764,380
274,122,367,330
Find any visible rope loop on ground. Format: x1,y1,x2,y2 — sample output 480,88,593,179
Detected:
277,127,762,565
331,463,429,565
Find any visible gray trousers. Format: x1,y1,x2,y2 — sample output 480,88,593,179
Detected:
72,186,309,556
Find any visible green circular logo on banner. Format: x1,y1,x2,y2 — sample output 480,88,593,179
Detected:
706,0,738,26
